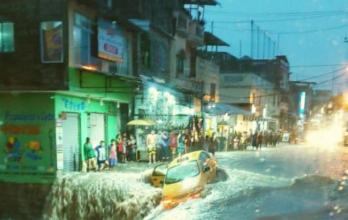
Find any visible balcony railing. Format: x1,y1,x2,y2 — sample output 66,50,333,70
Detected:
174,10,190,37
172,77,204,95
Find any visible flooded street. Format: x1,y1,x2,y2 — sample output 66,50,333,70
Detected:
43,164,162,220
147,144,348,220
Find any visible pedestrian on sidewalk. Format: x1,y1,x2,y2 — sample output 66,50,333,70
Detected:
184,130,192,154
257,132,263,150
116,134,124,163
177,131,185,156
252,132,258,150
208,133,218,156
122,133,128,163
204,135,209,152
147,130,157,164
127,134,136,161
169,130,178,160
161,131,170,161
108,139,117,168
83,137,97,172
95,140,107,171
156,130,163,161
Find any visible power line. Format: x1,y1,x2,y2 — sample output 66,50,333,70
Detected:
313,70,347,86
205,9,348,17
278,24,348,35
295,67,346,81
210,13,347,24
291,64,346,68
213,23,348,35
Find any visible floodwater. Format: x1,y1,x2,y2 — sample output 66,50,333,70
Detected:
146,145,348,220
42,144,348,220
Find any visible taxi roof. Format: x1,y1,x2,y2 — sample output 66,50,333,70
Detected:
168,150,205,168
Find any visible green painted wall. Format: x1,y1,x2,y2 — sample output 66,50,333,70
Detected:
55,94,119,162
0,93,56,183
0,69,135,183
68,68,136,103
107,115,118,143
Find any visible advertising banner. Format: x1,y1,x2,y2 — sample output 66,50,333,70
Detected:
41,21,63,63
98,19,125,62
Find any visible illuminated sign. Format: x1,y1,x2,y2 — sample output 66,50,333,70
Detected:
299,91,306,119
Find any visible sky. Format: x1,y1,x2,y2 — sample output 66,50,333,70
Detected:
204,0,348,92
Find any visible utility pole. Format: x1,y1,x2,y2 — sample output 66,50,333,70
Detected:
263,31,266,59
277,34,280,54
256,26,260,59
267,36,272,59
250,20,254,58
239,40,243,58
211,21,214,52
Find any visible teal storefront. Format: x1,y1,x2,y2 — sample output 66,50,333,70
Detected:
0,69,138,183
54,93,120,172
0,93,56,183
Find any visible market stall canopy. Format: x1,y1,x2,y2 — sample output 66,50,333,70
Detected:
127,119,156,126
204,103,251,116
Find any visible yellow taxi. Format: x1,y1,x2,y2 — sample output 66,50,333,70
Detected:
161,150,217,209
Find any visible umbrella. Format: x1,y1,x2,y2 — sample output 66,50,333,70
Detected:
127,119,156,126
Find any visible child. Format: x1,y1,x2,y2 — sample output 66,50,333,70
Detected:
95,140,107,171
109,139,117,168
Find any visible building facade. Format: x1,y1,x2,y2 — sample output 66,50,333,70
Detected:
0,0,224,181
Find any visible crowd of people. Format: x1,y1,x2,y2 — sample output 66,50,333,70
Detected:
82,133,137,172
145,129,218,164
220,130,283,151
82,129,284,171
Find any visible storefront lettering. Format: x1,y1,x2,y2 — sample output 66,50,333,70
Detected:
1,124,40,135
62,98,86,111
4,164,40,172
4,111,54,122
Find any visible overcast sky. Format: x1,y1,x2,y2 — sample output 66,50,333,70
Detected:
204,0,348,91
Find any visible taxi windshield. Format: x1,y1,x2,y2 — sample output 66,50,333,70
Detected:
165,160,200,184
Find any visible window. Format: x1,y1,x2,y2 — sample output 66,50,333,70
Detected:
40,21,63,63
0,22,15,52
73,12,93,66
140,34,151,69
176,57,184,77
165,161,200,184
210,83,216,102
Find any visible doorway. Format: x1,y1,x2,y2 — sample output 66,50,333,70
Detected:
61,113,80,171
89,113,105,148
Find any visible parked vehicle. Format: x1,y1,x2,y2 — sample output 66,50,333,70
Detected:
160,150,217,209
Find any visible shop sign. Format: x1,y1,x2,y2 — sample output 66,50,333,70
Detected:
4,111,54,122
62,98,86,111
98,19,125,62
56,120,64,170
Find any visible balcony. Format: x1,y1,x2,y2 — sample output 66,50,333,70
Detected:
172,77,204,95
188,20,204,46
174,10,190,37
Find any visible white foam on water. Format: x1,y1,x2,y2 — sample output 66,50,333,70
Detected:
43,171,162,220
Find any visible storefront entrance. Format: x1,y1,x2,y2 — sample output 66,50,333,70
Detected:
61,113,80,171
89,113,105,148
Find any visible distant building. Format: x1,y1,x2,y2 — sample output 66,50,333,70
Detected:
289,81,314,131
200,52,291,132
